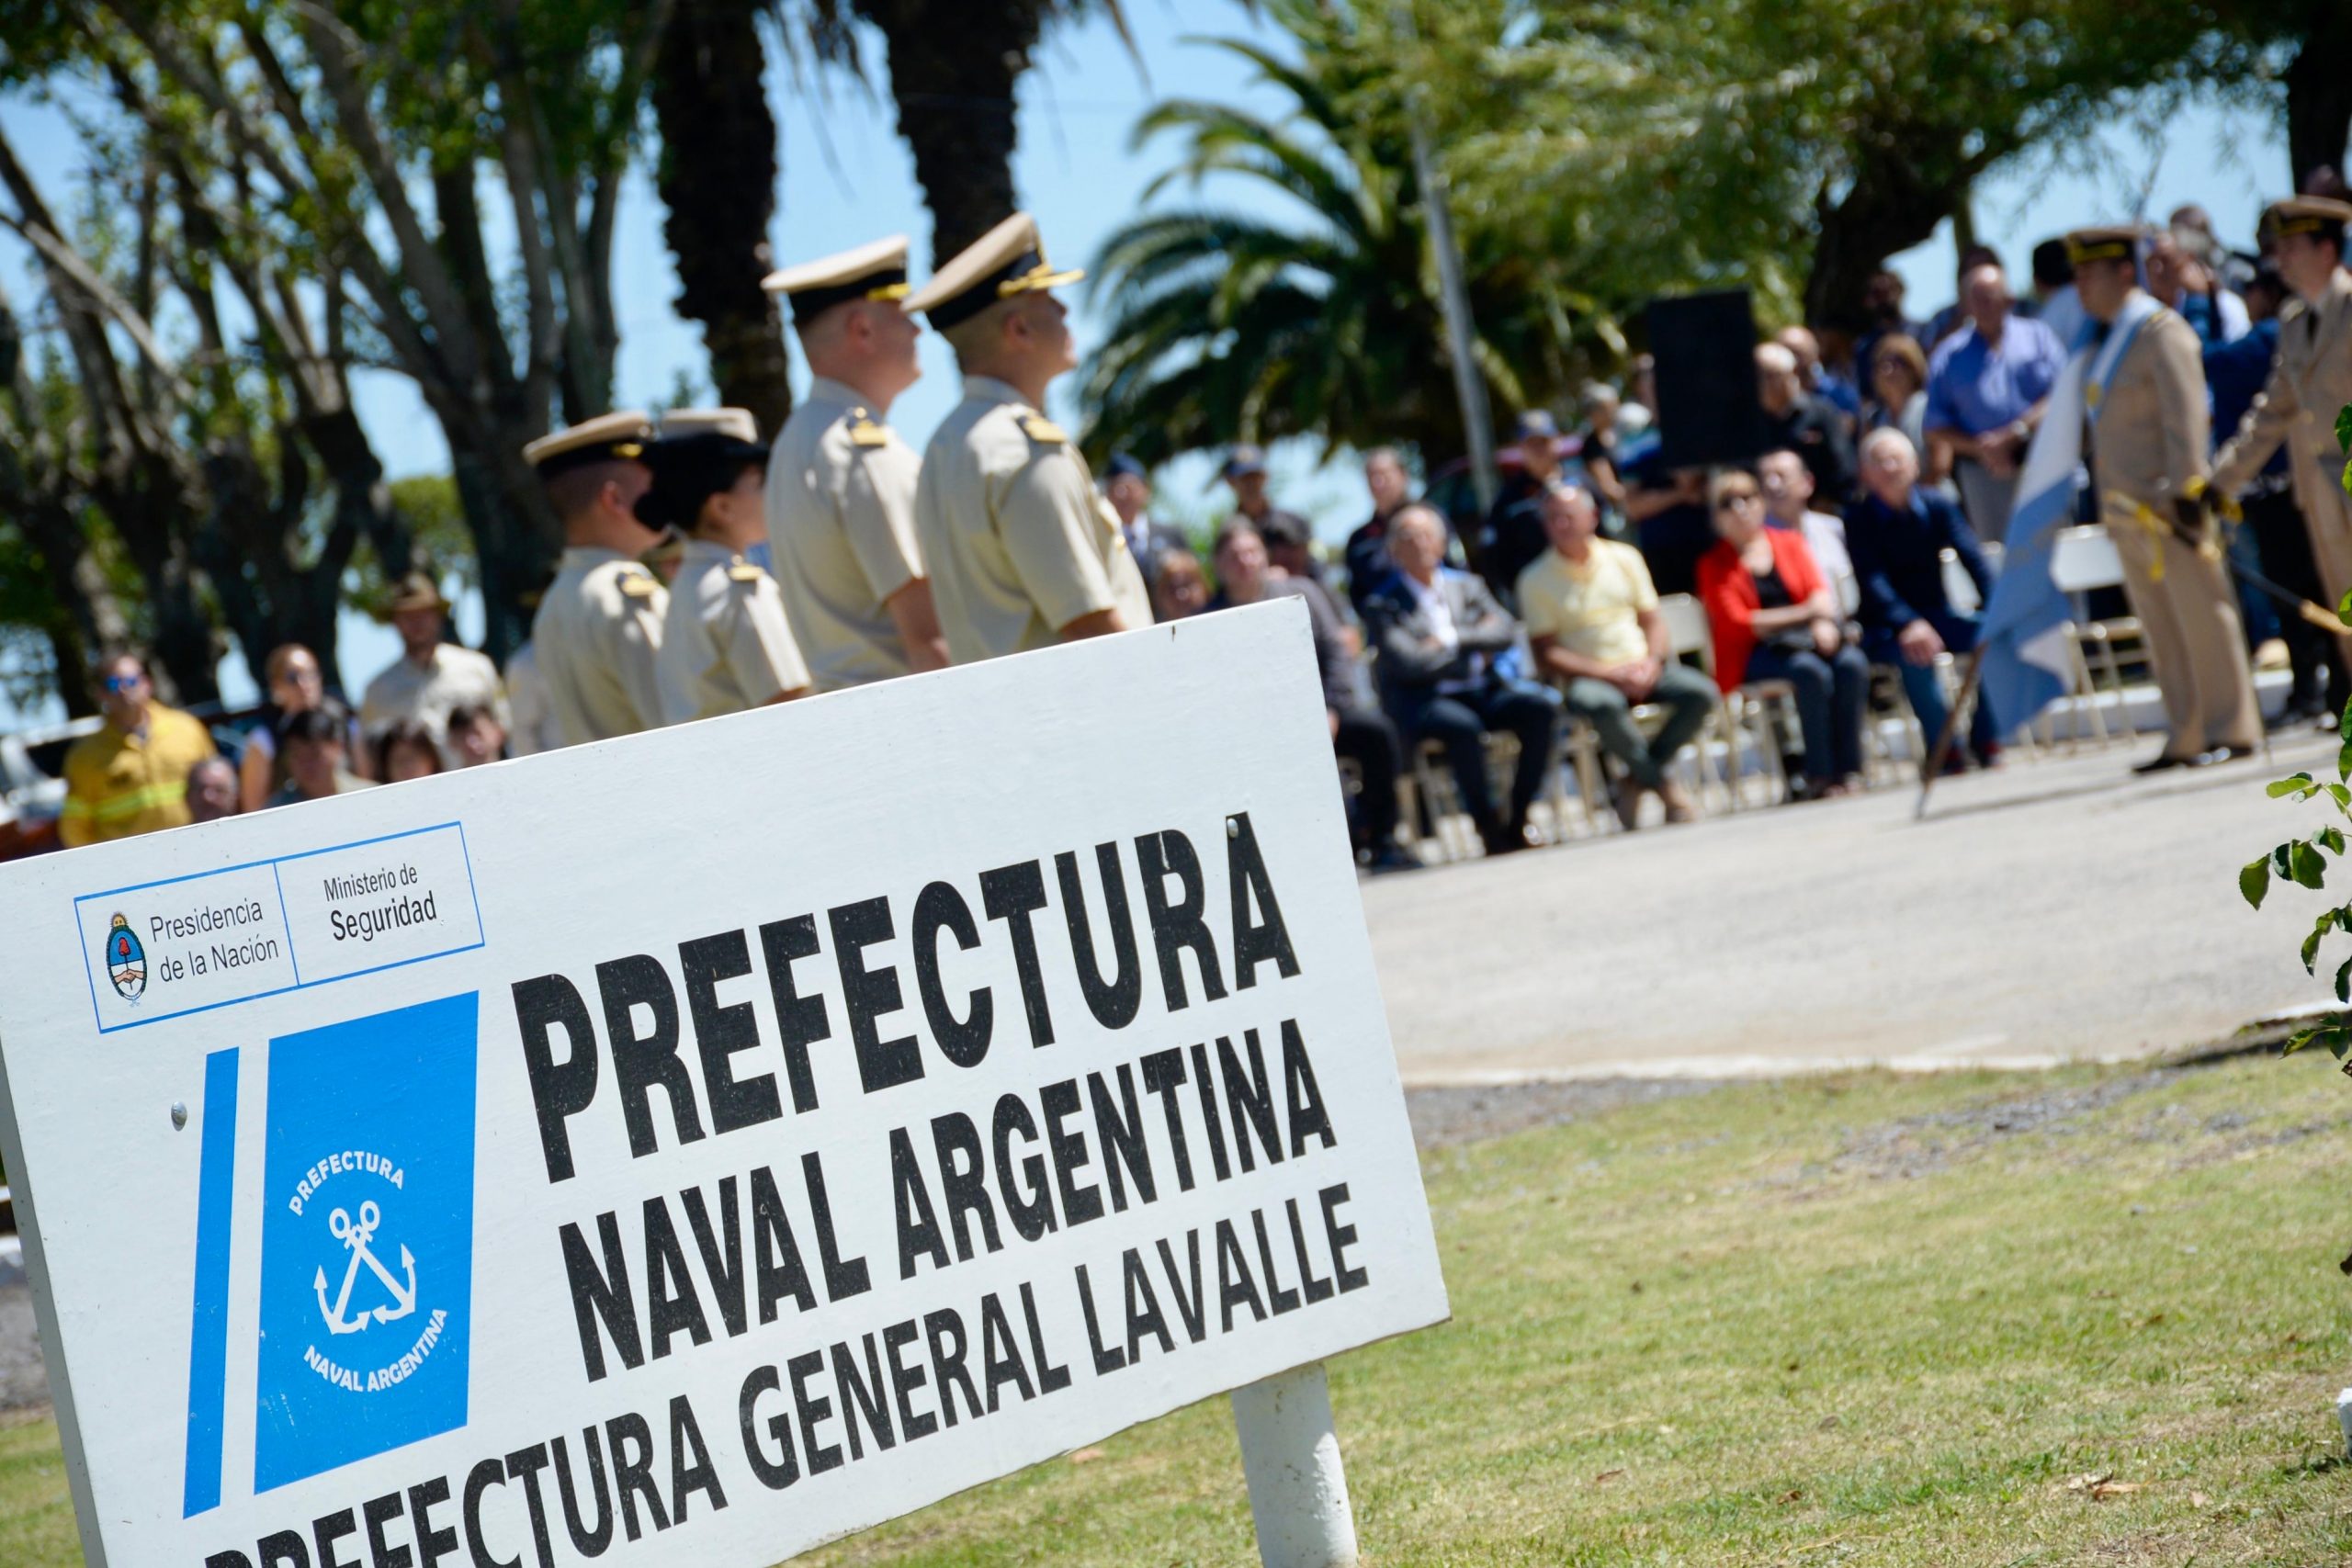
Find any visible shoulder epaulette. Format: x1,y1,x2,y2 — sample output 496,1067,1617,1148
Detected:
727,557,764,584
617,568,659,601
847,407,889,448
1018,412,1068,446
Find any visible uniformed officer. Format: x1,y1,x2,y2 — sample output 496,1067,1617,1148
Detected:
522,411,670,747
2068,226,2260,771
904,211,1151,662
641,408,813,725
2211,197,2352,677
762,236,948,689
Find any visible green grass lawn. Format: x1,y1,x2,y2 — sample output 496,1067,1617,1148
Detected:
11,1051,2352,1565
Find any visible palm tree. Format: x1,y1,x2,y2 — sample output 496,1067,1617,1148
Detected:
1077,1,1577,468
858,0,1130,259
651,0,801,434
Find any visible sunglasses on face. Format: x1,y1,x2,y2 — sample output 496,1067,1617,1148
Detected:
102,675,144,694
1716,491,1761,510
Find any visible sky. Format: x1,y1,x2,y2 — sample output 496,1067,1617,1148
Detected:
0,3,2305,725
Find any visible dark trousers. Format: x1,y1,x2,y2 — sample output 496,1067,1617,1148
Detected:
2244,484,2349,708
1409,678,1564,827
1745,641,1869,783
1332,705,1403,847
1866,613,1996,758
1561,663,1716,789
2230,517,2282,649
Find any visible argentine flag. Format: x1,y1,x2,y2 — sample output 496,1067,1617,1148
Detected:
1975,294,2160,738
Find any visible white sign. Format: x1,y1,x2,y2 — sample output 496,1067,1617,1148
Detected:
0,601,1448,1568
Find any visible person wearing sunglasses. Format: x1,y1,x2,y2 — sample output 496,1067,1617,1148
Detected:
1697,473,1869,799
58,652,219,847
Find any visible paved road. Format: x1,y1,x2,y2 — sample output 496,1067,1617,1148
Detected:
1365,731,2337,1083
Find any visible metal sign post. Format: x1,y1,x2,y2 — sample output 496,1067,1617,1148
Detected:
1233,1361,1360,1567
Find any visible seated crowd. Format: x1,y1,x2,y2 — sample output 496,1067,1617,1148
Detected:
81,220,2288,861
1127,388,2006,861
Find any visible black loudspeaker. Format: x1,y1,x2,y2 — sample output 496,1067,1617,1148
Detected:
1646,289,1766,469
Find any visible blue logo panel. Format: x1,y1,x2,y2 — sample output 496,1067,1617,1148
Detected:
255,992,479,1492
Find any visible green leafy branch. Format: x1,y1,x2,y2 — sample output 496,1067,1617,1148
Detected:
2240,404,2352,1061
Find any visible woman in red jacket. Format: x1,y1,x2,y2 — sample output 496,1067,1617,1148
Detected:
1697,470,1870,798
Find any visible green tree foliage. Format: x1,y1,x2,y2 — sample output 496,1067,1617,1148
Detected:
49,0,673,661
1080,0,1592,467
1416,0,2255,329
2242,408,2352,1061
2211,0,2352,189
1079,0,2274,475
0,92,418,705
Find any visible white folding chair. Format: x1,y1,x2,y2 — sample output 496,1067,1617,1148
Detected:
1939,548,1983,615
1649,593,1779,809
2048,524,2143,747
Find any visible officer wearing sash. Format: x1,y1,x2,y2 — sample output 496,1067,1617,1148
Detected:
2211,197,2352,675
763,236,949,688
905,212,1151,662
524,412,672,747
2068,226,2259,771
643,408,812,724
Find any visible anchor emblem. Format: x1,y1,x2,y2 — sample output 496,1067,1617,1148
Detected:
313,1201,418,1336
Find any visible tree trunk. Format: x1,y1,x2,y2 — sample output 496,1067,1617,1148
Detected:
651,0,794,434
112,489,220,706
433,408,564,665
14,502,126,719
2285,5,2352,190
1804,149,1973,333
863,0,1041,259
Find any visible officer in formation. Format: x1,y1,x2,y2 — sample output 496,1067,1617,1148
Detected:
2211,197,2352,688
761,235,949,688
516,210,1148,736
2065,225,2259,771
904,211,1150,661
522,412,671,747
642,408,812,724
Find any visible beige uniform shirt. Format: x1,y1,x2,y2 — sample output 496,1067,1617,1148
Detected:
2090,301,2208,509
765,376,925,691
913,376,1151,663
530,546,668,747
2212,267,2352,531
655,540,811,724
359,644,508,762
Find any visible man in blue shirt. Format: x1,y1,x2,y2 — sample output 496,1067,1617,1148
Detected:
2207,263,2344,719
1850,427,2001,768
1924,261,2067,541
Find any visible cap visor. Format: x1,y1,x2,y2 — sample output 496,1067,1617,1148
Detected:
1006,265,1086,297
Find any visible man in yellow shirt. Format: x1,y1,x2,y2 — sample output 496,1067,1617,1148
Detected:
1517,483,1710,829
58,653,218,847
